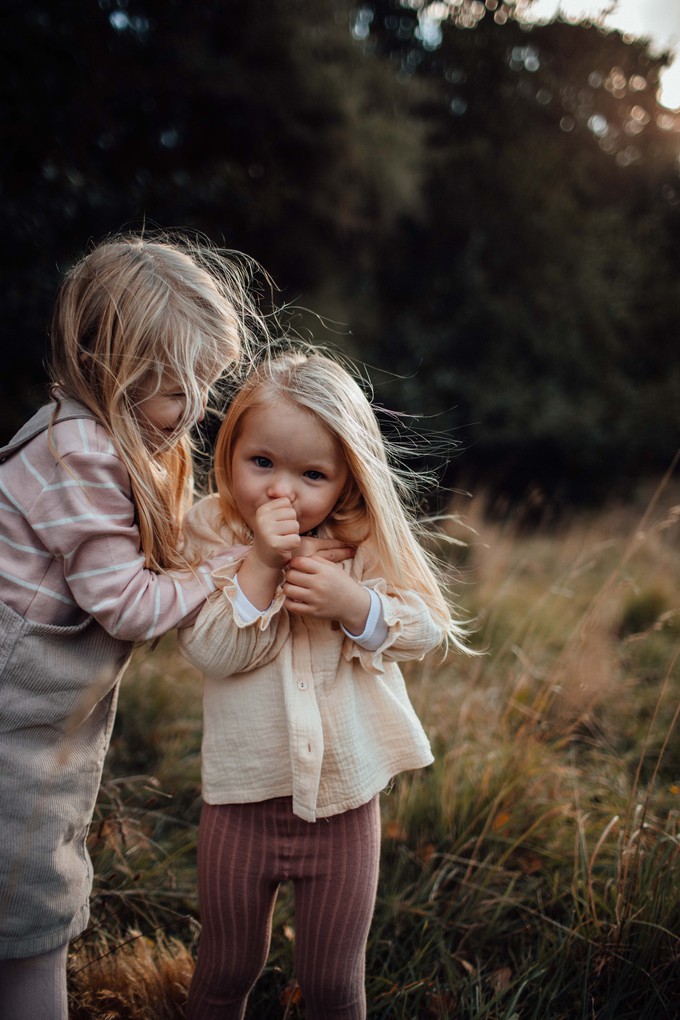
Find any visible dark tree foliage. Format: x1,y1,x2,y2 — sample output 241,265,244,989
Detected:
0,0,430,431
1,0,678,506
356,1,680,505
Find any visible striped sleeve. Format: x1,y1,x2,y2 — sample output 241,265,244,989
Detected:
23,440,230,641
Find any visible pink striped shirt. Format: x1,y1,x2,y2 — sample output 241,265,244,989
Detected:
0,414,232,639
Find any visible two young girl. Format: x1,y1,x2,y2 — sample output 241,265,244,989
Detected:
179,352,470,1019
0,232,282,1018
0,231,468,1018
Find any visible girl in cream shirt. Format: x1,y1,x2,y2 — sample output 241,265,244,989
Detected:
180,351,472,1020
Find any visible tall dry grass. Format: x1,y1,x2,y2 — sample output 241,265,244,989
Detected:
69,476,680,1018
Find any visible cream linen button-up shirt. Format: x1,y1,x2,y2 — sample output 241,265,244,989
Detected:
179,495,440,822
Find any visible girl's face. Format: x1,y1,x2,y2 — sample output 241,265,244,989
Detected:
133,374,209,449
230,396,349,536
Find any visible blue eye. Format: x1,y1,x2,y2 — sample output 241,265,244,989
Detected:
304,470,324,481
254,456,272,468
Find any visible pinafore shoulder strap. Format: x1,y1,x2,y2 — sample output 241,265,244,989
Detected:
0,398,100,462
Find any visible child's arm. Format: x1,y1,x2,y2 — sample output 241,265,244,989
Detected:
178,577,290,678
235,496,300,610
283,551,443,665
178,495,292,677
23,431,237,641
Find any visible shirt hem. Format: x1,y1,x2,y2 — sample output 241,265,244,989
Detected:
0,901,89,960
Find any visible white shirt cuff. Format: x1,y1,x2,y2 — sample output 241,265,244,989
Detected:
233,573,273,623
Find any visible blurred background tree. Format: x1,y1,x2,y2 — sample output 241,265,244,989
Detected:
1,0,678,508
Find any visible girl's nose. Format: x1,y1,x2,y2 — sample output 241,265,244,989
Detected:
267,477,295,502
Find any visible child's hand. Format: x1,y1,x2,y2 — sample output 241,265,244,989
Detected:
283,556,371,634
297,536,355,563
252,497,301,569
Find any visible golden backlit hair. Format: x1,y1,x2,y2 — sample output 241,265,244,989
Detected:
49,230,269,570
214,350,471,652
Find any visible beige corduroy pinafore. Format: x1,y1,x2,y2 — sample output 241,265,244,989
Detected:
0,400,132,959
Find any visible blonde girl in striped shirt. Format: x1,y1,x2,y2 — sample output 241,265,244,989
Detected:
0,233,351,1019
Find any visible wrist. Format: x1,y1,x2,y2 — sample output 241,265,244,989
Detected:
337,585,372,636
237,550,283,611
251,541,288,571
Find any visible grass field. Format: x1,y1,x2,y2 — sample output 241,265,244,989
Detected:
67,476,680,1019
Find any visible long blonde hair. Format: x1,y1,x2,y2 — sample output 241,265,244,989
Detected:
214,350,471,652
49,231,268,570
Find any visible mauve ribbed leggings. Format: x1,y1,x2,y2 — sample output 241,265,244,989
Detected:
186,796,381,1020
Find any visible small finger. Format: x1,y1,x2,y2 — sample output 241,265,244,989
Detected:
284,598,311,615
323,546,354,562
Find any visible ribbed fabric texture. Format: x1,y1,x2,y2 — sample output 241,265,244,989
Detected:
0,942,68,1020
187,796,381,1020
0,598,130,958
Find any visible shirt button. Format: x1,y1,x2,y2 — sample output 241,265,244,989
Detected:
297,680,307,690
